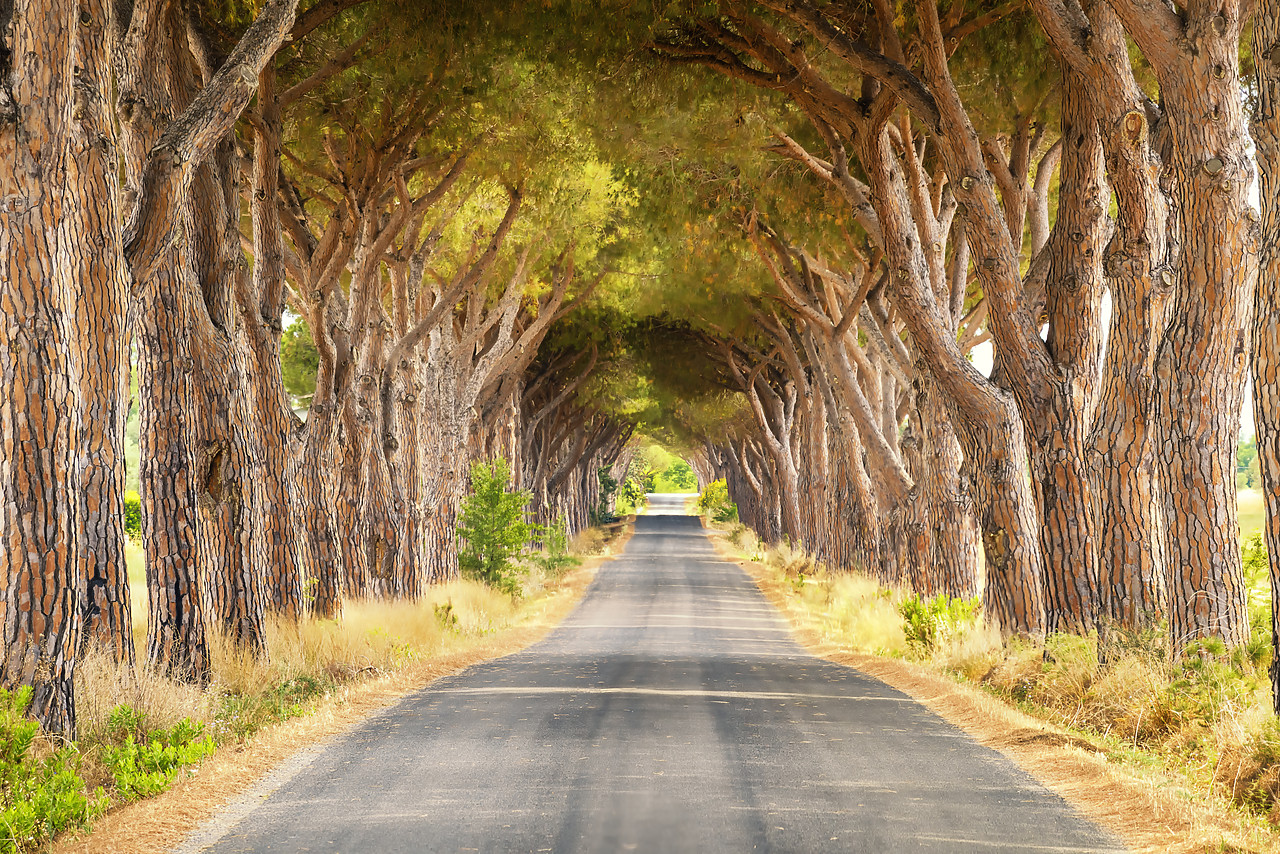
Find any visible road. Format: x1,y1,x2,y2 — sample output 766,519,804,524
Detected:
197,494,1124,853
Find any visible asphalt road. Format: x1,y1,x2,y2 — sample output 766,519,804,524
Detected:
198,494,1124,853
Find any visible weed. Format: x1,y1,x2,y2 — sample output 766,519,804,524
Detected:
0,687,107,854
102,710,216,801
434,601,459,631
530,515,581,578
899,593,982,656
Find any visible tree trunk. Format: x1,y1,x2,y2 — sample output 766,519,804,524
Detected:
1028,0,1173,634
1252,3,1280,709
249,65,305,619
69,0,133,663
1034,69,1106,634
1132,8,1258,648
0,0,84,735
911,378,981,599
291,404,343,619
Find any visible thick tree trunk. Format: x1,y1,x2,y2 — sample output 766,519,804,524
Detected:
135,262,209,679
249,66,305,619
1029,0,1173,633
190,322,268,648
1133,9,1257,648
69,0,133,662
1252,4,1280,710
912,379,981,599
0,0,84,734
861,129,1045,636
1034,70,1106,633
291,405,343,619
421,430,468,582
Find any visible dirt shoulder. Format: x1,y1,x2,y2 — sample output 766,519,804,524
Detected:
703,527,1279,854
52,529,629,854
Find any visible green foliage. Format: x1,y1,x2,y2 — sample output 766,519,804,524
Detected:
213,677,331,744
899,594,982,655
1163,636,1266,734
0,687,106,854
434,601,459,631
103,708,217,802
697,479,737,522
457,458,533,597
123,490,142,541
657,458,697,492
616,455,650,514
642,443,697,493
1237,436,1262,489
530,515,580,578
591,469,620,526
280,317,319,408
697,478,728,512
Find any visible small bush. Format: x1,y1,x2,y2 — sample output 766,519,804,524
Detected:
899,593,982,656
434,601,459,631
592,469,621,525
457,457,533,597
102,708,217,801
0,687,106,854
530,515,580,578
212,676,331,744
122,491,142,542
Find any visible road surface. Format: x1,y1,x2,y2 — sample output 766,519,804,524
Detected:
196,494,1124,853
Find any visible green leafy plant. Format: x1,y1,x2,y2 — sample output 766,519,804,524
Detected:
591,468,620,525
697,478,737,521
103,708,217,801
213,677,330,743
530,514,580,578
434,601,459,631
123,490,142,541
0,687,106,854
899,594,982,655
457,457,534,597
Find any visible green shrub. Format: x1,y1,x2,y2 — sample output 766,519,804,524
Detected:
899,594,982,655
697,479,737,521
103,711,217,802
123,490,142,541
657,459,697,491
0,687,106,854
697,479,727,513
457,457,533,597
530,515,580,578
212,677,330,743
592,469,620,525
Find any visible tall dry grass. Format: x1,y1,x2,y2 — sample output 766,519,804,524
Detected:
76,574,557,754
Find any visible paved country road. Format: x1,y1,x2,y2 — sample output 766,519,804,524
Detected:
194,495,1125,853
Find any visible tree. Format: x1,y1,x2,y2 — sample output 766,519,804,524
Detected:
457,458,533,597
0,0,90,737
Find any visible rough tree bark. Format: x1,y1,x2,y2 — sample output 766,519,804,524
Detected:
70,0,133,662
1108,0,1256,647
0,0,85,735
1252,1,1280,708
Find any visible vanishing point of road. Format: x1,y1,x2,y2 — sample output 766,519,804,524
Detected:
194,494,1124,853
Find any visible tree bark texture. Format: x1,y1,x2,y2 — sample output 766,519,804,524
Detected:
1252,3,1280,709
0,0,84,735
1109,0,1258,647
67,0,133,662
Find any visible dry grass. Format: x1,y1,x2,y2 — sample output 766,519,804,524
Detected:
702,519,1280,854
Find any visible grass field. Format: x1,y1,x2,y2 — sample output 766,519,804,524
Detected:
1240,488,1266,543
